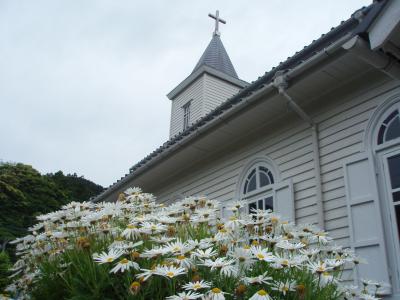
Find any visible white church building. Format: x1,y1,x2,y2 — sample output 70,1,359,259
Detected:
94,1,400,298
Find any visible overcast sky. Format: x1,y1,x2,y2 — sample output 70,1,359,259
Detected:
0,0,371,187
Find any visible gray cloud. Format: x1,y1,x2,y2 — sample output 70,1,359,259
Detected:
0,0,370,186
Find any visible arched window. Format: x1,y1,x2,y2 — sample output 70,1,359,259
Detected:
362,98,400,292
241,163,275,213
243,166,274,194
377,109,400,145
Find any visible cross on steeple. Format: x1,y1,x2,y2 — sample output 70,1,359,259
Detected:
208,10,226,36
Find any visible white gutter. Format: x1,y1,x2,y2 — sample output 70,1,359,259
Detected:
93,33,355,203
343,36,400,80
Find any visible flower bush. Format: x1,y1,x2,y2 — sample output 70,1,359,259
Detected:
4,187,387,300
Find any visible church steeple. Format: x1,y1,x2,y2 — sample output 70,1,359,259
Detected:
167,10,248,138
192,34,239,78
192,10,238,78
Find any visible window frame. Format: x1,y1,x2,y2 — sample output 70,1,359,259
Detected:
182,101,191,131
239,160,277,213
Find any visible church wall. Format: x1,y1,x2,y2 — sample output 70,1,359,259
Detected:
156,117,320,230
169,76,205,137
203,73,242,115
154,73,399,250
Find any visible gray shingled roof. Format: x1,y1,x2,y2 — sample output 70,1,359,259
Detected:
92,0,387,202
192,34,239,78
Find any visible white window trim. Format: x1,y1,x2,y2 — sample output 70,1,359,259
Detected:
182,101,192,131
363,94,400,295
236,157,280,213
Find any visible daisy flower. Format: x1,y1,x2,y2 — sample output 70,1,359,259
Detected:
214,228,232,241
206,287,228,300
93,249,124,264
182,280,211,291
124,187,142,195
110,258,139,273
228,247,255,269
154,265,187,279
136,268,156,281
308,261,333,274
191,247,218,260
317,272,336,287
150,236,176,244
249,289,273,300
275,240,305,251
359,294,382,300
141,246,168,258
121,224,141,240
224,216,245,231
312,231,332,244
272,280,296,296
250,246,276,262
168,255,194,269
166,291,203,300
243,272,272,285
299,248,320,258
201,257,237,277
139,222,167,234
166,239,192,254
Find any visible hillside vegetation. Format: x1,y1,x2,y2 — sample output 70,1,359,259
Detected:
0,162,103,251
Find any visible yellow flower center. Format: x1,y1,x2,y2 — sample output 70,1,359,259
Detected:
120,258,129,264
106,257,114,263
212,288,221,294
258,289,268,296
257,254,265,260
193,283,201,289
177,255,185,260
166,271,175,278
130,281,140,288
127,225,136,229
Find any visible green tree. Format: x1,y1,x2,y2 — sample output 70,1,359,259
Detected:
0,163,103,254
0,251,11,291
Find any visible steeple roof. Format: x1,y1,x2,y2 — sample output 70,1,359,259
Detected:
192,34,238,79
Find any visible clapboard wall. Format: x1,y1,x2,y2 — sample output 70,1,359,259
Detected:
203,73,242,115
156,73,399,249
169,76,205,138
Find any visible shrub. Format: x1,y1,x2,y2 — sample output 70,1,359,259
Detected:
0,251,11,291
6,188,386,299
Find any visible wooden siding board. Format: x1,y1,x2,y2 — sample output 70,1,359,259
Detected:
150,79,400,254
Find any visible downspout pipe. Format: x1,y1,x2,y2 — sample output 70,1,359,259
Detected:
343,36,400,80
273,72,325,230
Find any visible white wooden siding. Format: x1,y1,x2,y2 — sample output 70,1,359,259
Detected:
156,120,321,227
169,74,242,138
169,76,205,138
159,77,400,251
203,74,242,115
